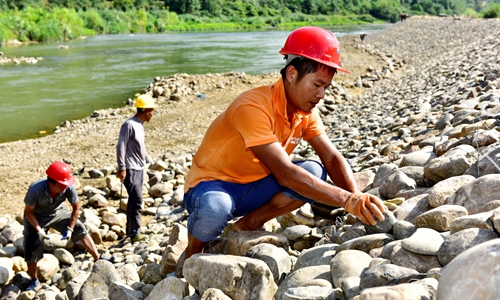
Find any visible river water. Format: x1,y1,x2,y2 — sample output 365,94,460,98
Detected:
0,24,390,143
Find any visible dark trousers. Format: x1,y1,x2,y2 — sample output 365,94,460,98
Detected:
124,169,144,237
23,209,88,263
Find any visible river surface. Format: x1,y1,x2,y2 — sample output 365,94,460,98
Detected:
0,24,391,143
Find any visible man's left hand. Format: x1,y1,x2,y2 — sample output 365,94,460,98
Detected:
116,170,126,181
344,192,387,225
62,227,73,240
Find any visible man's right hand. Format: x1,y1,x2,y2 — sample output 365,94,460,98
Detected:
38,229,50,241
116,170,126,181
344,192,387,225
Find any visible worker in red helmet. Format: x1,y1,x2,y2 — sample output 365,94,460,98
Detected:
177,26,386,277
23,161,103,291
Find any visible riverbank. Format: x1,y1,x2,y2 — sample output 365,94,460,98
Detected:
0,16,499,299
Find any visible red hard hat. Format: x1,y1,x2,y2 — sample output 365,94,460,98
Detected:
46,161,76,186
280,26,350,74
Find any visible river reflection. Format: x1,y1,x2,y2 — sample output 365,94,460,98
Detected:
0,24,390,143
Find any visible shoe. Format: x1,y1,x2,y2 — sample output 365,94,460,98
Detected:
131,233,147,242
26,278,40,291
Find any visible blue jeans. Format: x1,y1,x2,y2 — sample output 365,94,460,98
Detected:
184,160,326,242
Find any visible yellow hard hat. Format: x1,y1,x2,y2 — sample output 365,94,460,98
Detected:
135,94,156,108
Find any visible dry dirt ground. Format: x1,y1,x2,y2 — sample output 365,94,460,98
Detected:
0,33,387,217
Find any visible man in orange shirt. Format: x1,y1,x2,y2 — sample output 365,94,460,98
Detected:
179,26,386,276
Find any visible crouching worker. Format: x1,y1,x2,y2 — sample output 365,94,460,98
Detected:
23,161,101,291
178,26,387,277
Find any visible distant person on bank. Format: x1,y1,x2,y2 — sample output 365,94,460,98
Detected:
178,26,387,276
23,161,102,291
116,94,156,243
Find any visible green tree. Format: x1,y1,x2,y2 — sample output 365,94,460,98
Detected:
285,0,304,13
10,0,45,9
259,0,283,10
187,0,201,14
51,7,85,39
165,0,202,14
370,0,401,22
303,0,319,14
245,2,259,16
481,2,499,17
223,0,246,17
200,0,223,16
410,3,423,13
129,8,148,32
81,9,105,33
114,0,135,11
100,9,129,33
417,0,438,14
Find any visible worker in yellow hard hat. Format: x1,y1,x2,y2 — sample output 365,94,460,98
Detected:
116,94,156,244
134,94,156,110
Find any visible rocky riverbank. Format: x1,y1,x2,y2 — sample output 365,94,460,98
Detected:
1,16,500,300
0,51,43,65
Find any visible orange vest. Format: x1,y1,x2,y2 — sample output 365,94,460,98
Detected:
184,78,325,192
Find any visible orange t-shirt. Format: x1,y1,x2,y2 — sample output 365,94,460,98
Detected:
184,78,326,192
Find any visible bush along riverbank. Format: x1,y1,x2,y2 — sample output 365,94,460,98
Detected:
1,3,497,45
0,6,381,44
0,17,499,299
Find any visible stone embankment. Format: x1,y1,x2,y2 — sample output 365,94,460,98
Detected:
1,17,500,300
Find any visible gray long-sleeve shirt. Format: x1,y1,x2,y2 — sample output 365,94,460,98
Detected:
117,116,145,171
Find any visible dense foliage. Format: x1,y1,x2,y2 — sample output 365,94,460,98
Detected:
481,2,500,17
0,0,498,43
2,0,498,17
